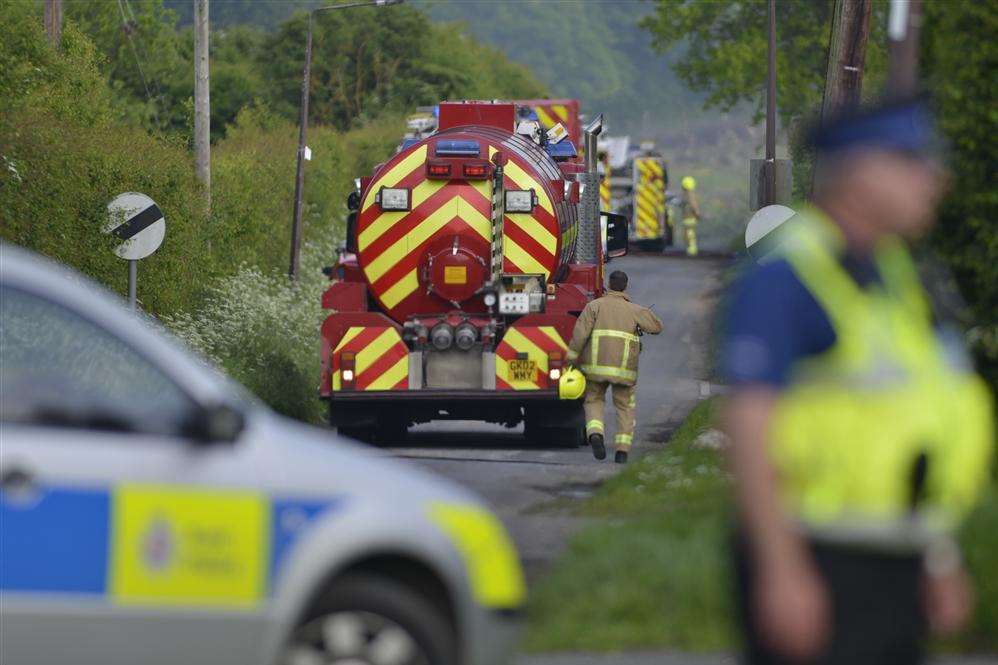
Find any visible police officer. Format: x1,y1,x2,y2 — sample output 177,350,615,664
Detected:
568,270,662,463
680,176,701,256
721,100,994,665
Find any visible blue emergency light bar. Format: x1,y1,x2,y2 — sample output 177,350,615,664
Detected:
546,141,578,159
435,140,481,157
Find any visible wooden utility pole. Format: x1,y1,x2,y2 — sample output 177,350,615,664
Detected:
821,0,873,121
44,0,63,48
764,0,777,206
194,0,211,209
289,12,313,281
888,0,922,98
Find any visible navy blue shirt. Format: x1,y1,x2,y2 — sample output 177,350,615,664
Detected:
721,256,882,388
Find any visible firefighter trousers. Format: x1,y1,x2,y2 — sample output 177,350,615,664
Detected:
583,379,637,451
683,217,699,256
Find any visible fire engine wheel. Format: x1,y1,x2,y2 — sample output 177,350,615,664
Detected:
337,422,407,447
282,573,457,665
524,421,585,448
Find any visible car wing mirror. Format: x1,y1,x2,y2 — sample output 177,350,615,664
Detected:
186,402,245,445
602,211,629,258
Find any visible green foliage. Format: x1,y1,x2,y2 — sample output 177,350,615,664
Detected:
526,397,998,654
258,6,546,131
1,4,208,315
164,230,336,424
524,399,735,652
921,1,998,381
640,0,888,127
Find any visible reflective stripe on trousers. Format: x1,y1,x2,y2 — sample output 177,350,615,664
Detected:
583,379,636,450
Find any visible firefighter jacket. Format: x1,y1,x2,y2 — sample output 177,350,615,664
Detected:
680,189,701,221
768,208,994,547
567,291,663,385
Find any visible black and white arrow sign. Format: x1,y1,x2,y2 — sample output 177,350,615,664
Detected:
105,192,166,260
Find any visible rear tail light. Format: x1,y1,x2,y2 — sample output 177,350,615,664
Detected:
341,351,357,389
463,163,490,179
427,161,452,178
548,351,564,383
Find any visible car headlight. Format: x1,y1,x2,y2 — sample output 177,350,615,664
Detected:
428,502,525,609
379,187,411,211
504,189,535,213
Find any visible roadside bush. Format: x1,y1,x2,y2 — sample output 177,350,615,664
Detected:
209,105,403,277
525,398,998,654
1,6,209,315
164,228,337,424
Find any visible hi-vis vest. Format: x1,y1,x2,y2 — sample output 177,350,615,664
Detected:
567,292,662,386
769,210,994,547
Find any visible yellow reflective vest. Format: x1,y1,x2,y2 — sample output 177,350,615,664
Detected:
567,291,663,385
769,209,994,546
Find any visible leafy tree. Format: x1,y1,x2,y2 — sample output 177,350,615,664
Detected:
639,0,888,127
921,1,998,379
257,6,546,130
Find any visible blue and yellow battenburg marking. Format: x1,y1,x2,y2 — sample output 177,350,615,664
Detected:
0,484,341,608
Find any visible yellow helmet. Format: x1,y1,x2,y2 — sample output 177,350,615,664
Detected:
559,367,586,400
682,176,696,191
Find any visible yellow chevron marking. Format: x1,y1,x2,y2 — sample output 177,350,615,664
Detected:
503,160,554,216
538,326,568,350
332,326,366,390
333,326,365,352
366,195,491,285
637,189,659,211
506,213,556,255
356,328,400,374
551,105,569,124
505,327,546,359
504,236,549,277
470,179,492,200
365,354,408,391
381,269,419,308
359,178,448,250
533,106,556,129
362,145,428,213
637,198,658,220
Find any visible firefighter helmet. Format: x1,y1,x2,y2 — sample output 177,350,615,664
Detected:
682,176,697,191
559,367,586,400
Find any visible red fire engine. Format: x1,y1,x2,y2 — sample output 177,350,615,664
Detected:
321,100,627,443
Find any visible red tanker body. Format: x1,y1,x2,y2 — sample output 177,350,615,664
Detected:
321,100,626,443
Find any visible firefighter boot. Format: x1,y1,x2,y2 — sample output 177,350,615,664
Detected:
615,450,628,464
589,433,606,460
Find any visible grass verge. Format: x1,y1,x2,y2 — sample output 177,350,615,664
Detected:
523,397,998,654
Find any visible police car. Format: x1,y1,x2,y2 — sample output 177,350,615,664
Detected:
0,245,523,665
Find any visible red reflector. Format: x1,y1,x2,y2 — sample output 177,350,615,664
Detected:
428,162,452,177
463,164,488,178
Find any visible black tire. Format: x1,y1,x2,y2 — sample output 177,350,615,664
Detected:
337,426,377,444
525,421,584,448
376,418,408,446
282,573,457,665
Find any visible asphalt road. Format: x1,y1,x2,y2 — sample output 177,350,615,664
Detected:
388,254,727,576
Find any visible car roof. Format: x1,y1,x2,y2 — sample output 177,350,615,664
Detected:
0,243,240,406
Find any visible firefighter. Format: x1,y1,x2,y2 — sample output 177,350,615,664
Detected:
567,270,663,463
680,176,701,256
721,100,994,665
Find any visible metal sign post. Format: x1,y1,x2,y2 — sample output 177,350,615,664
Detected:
105,192,166,311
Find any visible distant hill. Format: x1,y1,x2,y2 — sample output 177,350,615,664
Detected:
415,0,706,138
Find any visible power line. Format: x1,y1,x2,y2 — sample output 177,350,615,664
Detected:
116,0,161,128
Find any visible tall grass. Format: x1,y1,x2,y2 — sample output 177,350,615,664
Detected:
164,229,337,423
